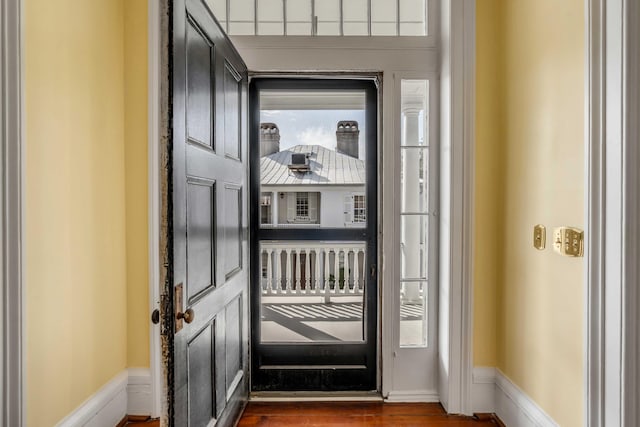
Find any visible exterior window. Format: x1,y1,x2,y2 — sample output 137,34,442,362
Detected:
399,79,430,348
260,193,272,224
296,192,309,218
205,0,430,36
282,192,319,225
344,194,366,227
353,195,366,223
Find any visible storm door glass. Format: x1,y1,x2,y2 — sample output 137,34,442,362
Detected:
250,79,378,391
258,89,367,343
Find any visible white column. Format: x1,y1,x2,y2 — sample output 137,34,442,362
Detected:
402,106,422,302
272,191,278,225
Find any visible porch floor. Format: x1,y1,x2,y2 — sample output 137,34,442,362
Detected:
260,296,425,343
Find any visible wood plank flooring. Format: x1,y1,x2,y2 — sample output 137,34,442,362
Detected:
117,402,502,426
120,417,160,427
238,402,503,426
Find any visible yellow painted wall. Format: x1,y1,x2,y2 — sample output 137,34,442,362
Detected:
473,0,503,367
475,0,585,425
25,0,150,424
25,0,127,425
125,0,150,369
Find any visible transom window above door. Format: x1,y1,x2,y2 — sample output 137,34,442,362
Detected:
204,0,432,36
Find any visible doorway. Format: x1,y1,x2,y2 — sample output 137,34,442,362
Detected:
249,78,379,392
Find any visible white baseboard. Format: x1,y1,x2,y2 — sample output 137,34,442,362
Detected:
471,367,559,427
56,371,128,427
56,369,153,426
471,367,497,413
494,370,558,427
384,390,440,403
127,368,152,416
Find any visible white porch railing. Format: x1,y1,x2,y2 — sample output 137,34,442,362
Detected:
260,241,366,299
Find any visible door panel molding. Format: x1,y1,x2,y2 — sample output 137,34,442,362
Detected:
223,184,243,279
1,0,24,424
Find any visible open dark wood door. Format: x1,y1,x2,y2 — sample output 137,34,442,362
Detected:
171,0,249,425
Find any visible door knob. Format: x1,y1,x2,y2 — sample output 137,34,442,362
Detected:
176,308,195,324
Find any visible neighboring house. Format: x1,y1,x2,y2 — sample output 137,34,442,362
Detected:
259,121,366,228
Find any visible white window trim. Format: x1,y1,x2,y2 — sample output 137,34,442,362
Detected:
295,192,309,219
585,0,640,425
386,72,439,400
1,0,25,424
352,193,366,224
260,193,273,225
211,0,438,40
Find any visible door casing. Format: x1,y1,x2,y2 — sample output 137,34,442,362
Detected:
1,0,25,425
156,2,478,415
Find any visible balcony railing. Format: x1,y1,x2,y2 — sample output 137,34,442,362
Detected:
260,241,366,300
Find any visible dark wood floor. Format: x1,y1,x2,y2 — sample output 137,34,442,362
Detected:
117,402,502,426
120,416,159,427
238,402,503,427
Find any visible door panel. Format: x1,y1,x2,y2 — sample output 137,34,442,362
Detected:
186,16,214,149
187,322,216,426
186,178,215,302
172,0,249,425
223,185,242,278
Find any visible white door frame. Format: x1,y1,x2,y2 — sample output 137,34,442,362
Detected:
437,0,476,415
1,0,24,425
151,0,478,414
147,0,164,419
585,0,640,425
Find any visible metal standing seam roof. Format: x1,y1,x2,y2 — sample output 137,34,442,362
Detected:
260,145,365,186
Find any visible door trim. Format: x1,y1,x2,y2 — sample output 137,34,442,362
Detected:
1,0,25,424
147,0,163,419
438,0,476,415
585,1,604,424
585,0,640,425
222,3,476,407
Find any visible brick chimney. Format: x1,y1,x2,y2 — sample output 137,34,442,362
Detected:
336,121,359,159
260,123,280,157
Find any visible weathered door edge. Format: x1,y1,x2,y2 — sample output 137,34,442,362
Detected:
158,0,173,425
